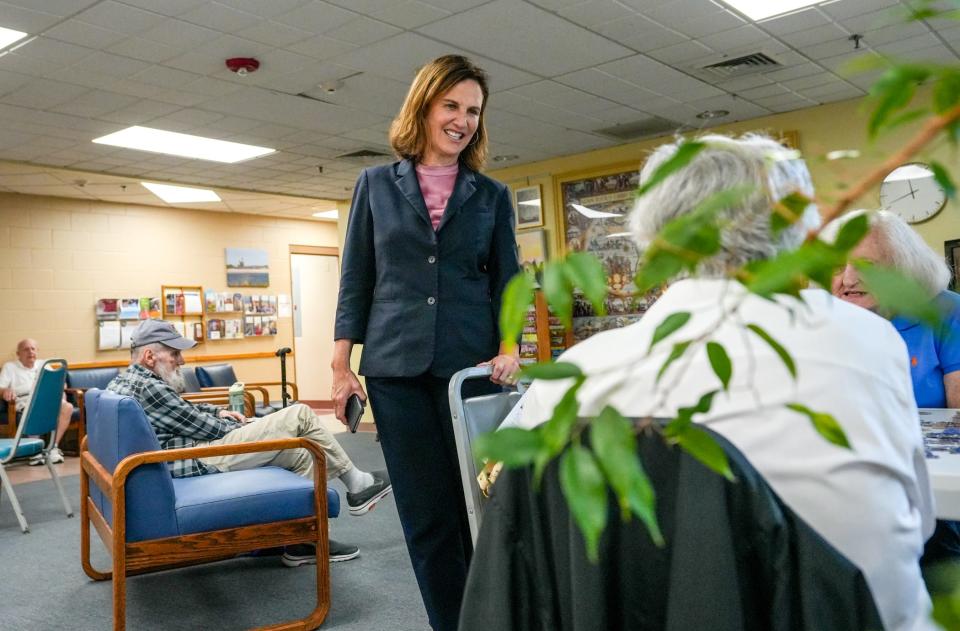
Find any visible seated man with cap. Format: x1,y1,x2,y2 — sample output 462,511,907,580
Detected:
108,319,392,565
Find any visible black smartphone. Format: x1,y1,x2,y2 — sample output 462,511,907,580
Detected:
346,394,365,433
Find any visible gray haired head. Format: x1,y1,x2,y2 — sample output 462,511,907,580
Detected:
824,209,950,296
630,133,820,278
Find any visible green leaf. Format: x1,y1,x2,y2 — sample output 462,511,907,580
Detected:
854,261,943,327
745,240,845,298
931,161,957,200
706,341,732,390
520,361,583,381
656,340,692,384
559,445,609,562
591,407,663,545
868,67,925,138
832,213,870,252
634,249,685,295
539,378,585,456
498,271,536,354
664,389,719,437
881,108,929,132
771,192,812,237
746,323,797,379
543,261,573,329
933,72,960,114
473,427,545,467
672,425,734,481
660,209,723,257
648,311,691,352
564,252,608,317
786,403,852,449
636,141,705,197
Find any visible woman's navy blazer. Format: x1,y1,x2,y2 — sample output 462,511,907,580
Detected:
335,159,521,378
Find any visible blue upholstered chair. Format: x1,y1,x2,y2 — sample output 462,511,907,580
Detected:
63,366,120,454
81,389,338,631
0,359,74,533
196,364,289,417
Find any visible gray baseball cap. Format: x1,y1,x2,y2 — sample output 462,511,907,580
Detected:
130,319,197,350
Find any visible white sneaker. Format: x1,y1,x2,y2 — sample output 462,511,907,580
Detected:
28,447,64,466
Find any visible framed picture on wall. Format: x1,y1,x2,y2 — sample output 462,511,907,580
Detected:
557,163,660,342
945,239,960,291
516,229,547,269
514,184,543,228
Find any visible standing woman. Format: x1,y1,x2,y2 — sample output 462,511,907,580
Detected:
331,55,520,631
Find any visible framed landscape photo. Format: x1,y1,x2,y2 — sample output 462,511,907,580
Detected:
514,184,543,229
516,229,547,269
946,239,960,291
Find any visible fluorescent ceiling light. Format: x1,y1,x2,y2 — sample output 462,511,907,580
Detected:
312,209,339,219
571,203,621,219
94,126,274,163
720,0,825,20
0,26,28,51
141,182,221,203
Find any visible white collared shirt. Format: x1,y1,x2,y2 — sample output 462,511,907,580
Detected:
518,279,936,631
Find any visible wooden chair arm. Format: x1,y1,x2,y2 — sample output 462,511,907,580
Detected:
82,437,327,495
246,381,299,402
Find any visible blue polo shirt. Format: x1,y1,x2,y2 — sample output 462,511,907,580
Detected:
890,290,960,408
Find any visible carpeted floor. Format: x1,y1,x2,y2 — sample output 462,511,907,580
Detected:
0,432,430,630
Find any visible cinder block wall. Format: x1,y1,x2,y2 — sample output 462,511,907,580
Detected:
0,192,338,384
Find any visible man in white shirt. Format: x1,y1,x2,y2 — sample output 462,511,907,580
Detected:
516,134,936,631
0,339,72,464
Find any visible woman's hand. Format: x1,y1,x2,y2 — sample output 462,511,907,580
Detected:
478,353,521,386
332,367,366,425
218,409,246,423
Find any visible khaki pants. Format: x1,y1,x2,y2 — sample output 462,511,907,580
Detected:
197,403,352,480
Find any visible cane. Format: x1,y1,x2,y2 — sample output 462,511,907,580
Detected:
276,347,292,408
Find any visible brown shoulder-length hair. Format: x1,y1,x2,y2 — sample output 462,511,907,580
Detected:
389,55,490,172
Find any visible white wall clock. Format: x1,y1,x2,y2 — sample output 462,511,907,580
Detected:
879,162,947,224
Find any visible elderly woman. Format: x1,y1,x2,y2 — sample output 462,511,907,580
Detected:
829,209,960,569
830,209,960,409
332,55,520,631
514,134,935,631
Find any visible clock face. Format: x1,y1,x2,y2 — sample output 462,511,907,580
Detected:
879,162,947,224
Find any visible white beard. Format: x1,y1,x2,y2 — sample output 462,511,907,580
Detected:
156,362,186,393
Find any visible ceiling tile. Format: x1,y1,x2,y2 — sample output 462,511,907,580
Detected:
273,1,359,33
647,40,715,65
214,0,312,19
417,0,633,76
75,1,167,35
116,0,209,17
11,36,94,65
758,7,833,35
370,1,450,29
595,14,687,52
138,19,221,49
324,16,401,47
2,0,99,16
1,78,90,109
178,1,262,33
286,34,357,60
107,37,182,64
0,1,62,32
47,89,140,117
44,20,128,48
236,20,314,48
556,0,636,29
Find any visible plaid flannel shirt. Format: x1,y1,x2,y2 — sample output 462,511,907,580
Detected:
107,364,242,478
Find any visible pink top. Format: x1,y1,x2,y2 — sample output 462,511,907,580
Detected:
416,163,459,231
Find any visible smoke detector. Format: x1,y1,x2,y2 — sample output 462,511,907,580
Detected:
225,57,260,76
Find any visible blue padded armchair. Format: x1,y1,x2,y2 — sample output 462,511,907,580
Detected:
64,367,120,454
80,389,338,631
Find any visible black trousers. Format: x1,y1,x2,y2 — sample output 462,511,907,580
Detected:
366,373,495,631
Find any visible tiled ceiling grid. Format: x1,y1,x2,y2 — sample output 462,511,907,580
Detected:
0,0,956,218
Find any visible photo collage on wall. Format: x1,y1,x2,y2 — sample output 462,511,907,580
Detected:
560,168,661,342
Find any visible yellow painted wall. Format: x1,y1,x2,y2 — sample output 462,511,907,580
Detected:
488,94,959,259
0,192,339,385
